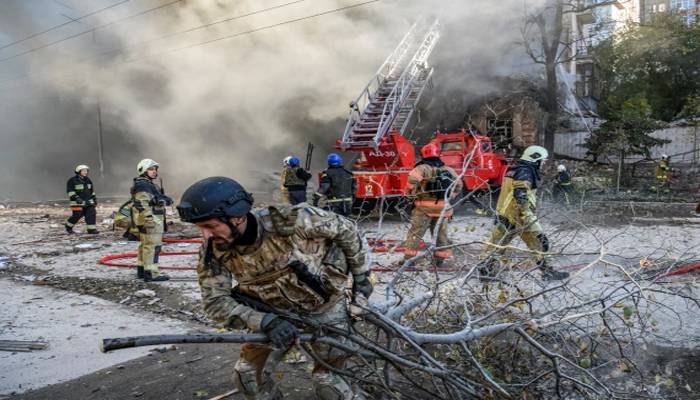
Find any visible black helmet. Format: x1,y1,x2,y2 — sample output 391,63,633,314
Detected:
177,177,253,223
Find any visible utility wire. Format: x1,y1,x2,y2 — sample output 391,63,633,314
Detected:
0,0,130,51
0,0,184,63
0,0,380,88
85,0,307,65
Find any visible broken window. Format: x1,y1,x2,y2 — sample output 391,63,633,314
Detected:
487,119,513,139
576,63,598,99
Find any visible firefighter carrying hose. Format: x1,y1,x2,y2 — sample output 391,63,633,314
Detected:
281,155,312,205
480,146,569,281
64,164,99,234
131,158,172,282
403,143,462,266
313,153,355,217
177,176,371,400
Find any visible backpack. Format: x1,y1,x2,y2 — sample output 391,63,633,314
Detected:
425,167,454,200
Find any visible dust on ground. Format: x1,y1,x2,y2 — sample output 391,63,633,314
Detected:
0,199,698,399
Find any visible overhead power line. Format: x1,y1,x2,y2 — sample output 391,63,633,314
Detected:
0,0,184,63
0,0,380,89
0,0,130,51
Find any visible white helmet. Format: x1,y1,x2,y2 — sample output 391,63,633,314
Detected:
521,145,549,163
75,164,90,174
661,154,669,160
283,156,292,166
137,158,159,175
557,164,566,172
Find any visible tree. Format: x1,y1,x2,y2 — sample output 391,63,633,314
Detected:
584,97,667,190
595,13,700,122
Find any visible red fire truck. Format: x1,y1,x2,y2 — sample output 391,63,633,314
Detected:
337,20,508,214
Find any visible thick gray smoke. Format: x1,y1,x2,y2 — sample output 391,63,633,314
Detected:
0,0,542,201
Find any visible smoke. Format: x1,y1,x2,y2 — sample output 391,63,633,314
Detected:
0,0,543,201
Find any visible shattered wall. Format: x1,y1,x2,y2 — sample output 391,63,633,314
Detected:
466,95,545,152
0,0,545,201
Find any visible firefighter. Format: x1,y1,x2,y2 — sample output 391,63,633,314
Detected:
131,158,172,282
281,155,312,205
480,146,569,281
313,153,354,217
177,176,371,400
403,143,462,266
64,164,98,234
654,154,671,193
553,164,574,204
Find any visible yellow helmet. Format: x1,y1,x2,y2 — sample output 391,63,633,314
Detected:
521,145,549,163
75,164,90,173
137,159,159,175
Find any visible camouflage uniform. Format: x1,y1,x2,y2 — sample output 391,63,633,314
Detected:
482,160,549,269
403,160,461,261
197,204,367,400
281,165,311,205
131,177,168,277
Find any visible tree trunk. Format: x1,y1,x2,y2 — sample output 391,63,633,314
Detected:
544,62,558,152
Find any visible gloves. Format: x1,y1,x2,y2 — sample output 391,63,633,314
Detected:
143,218,157,229
521,211,537,227
87,199,96,206
352,272,373,299
260,314,298,348
75,198,84,205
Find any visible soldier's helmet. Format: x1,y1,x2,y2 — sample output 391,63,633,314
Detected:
177,177,253,223
75,164,90,174
327,153,343,167
521,146,549,163
137,159,159,175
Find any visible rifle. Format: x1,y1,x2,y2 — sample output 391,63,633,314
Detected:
159,177,169,232
101,290,310,353
305,142,315,171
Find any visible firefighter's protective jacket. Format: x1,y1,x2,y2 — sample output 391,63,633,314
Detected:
317,166,355,202
196,204,367,331
66,175,96,207
495,160,540,226
405,158,461,217
130,177,170,228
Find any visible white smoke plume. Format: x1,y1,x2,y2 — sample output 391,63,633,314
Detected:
0,0,543,201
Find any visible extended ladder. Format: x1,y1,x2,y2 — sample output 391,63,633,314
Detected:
340,19,440,150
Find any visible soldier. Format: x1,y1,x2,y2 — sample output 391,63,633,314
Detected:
177,176,372,400
553,164,574,204
403,143,462,266
281,155,312,205
131,159,172,282
480,146,569,281
64,164,99,234
313,153,355,217
654,154,671,193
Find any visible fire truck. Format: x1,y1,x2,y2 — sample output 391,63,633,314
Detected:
337,20,508,214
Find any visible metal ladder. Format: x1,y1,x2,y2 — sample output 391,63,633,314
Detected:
340,19,440,150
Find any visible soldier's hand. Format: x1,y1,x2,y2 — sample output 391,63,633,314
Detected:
352,272,373,299
260,314,298,348
75,198,84,205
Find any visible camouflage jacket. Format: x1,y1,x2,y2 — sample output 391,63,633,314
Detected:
197,204,367,331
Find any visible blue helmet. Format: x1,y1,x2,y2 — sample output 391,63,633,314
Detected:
327,153,343,167
289,156,300,167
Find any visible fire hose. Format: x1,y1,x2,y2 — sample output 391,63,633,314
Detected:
97,237,700,276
